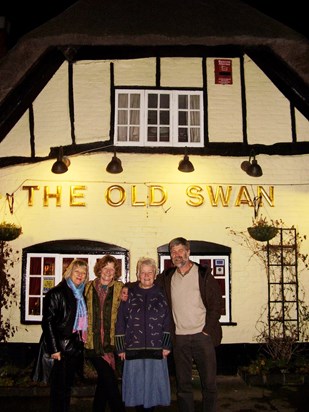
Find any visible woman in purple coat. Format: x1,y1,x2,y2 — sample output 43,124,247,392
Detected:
115,257,172,412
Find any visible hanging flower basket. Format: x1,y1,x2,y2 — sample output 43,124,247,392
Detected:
0,222,22,241
247,225,278,242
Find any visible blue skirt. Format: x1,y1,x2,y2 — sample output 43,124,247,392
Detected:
122,358,171,408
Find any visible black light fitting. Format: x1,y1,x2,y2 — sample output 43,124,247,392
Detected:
178,147,195,173
51,146,70,174
106,150,123,174
241,150,263,177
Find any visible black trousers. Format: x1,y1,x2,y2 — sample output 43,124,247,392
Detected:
49,355,80,412
174,333,217,412
90,356,125,412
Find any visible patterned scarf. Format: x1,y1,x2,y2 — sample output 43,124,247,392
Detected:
67,278,88,342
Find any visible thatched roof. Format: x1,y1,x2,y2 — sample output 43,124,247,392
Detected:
0,0,308,136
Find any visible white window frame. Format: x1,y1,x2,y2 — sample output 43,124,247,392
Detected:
159,254,230,323
114,89,204,147
24,253,127,323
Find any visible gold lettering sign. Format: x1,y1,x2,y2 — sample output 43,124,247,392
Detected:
105,185,126,207
132,185,146,206
43,186,62,207
22,184,275,209
22,185,40,206
186,185,204,207
70,185,86,206
149,185,167,206
207,185,232,207
257,186,274,207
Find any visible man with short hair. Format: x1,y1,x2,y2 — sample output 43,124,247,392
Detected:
157,237,222,412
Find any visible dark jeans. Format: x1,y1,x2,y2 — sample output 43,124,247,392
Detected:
90,356,125,412
49,354,80,412
174,332,217,412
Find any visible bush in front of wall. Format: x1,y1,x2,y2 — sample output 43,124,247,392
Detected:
0,240,19,342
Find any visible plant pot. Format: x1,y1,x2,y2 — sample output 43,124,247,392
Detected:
247,226,278,242
0,223,22,241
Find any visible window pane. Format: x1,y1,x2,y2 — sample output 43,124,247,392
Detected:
160,111,169,125
118,110,128,125
190,111,200,126
130,110,140,124
148,110,157,125
129,126,140,141
160,94,170,108
30,257,41,275
117,126,128,141
130,94,140,108
29,297,41,316
43,258,55,275
190,95,200,109
118,93,128,108
148,127,158,141
148,94,158,108
29,277,41,295
159,127,170,141
190,128,200,142
178,95,188,109
179,128,188,142
179,111,188,126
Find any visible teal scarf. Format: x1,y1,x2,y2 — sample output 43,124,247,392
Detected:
67,278,88,342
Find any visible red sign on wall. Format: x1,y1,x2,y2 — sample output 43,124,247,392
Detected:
214,59,232,85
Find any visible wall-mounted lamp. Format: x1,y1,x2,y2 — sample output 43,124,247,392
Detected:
106,150,123,174
178,147,195,173
51,146,70,174
241,150,263,177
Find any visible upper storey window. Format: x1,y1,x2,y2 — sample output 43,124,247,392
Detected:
115,90,204,147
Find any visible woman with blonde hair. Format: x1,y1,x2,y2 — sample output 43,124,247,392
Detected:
33,258,89,412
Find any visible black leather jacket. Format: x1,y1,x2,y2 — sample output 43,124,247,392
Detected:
42,279,78,355
32,279,84,384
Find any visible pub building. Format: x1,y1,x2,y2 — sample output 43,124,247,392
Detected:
0,0,308,374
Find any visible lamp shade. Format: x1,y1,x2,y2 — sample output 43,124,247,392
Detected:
51,147,68,174
247,159,263,177
106,151,123,174
51,160,68,174
178,154,194,173
240,160,251,173
240,150,263,177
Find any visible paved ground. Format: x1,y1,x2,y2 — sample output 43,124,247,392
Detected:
1,375,308,411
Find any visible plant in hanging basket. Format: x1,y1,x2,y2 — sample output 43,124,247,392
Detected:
247,216,279,242
0,222,22,241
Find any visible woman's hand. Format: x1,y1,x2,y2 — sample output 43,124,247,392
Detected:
162,349,170,358
51,351,61,361
118,352,126,361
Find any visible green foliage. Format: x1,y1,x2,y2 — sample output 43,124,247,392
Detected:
0,222,22,241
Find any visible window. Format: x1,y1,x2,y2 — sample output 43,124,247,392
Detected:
115,90,204,147
158,241,231,323
21,240,129,323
